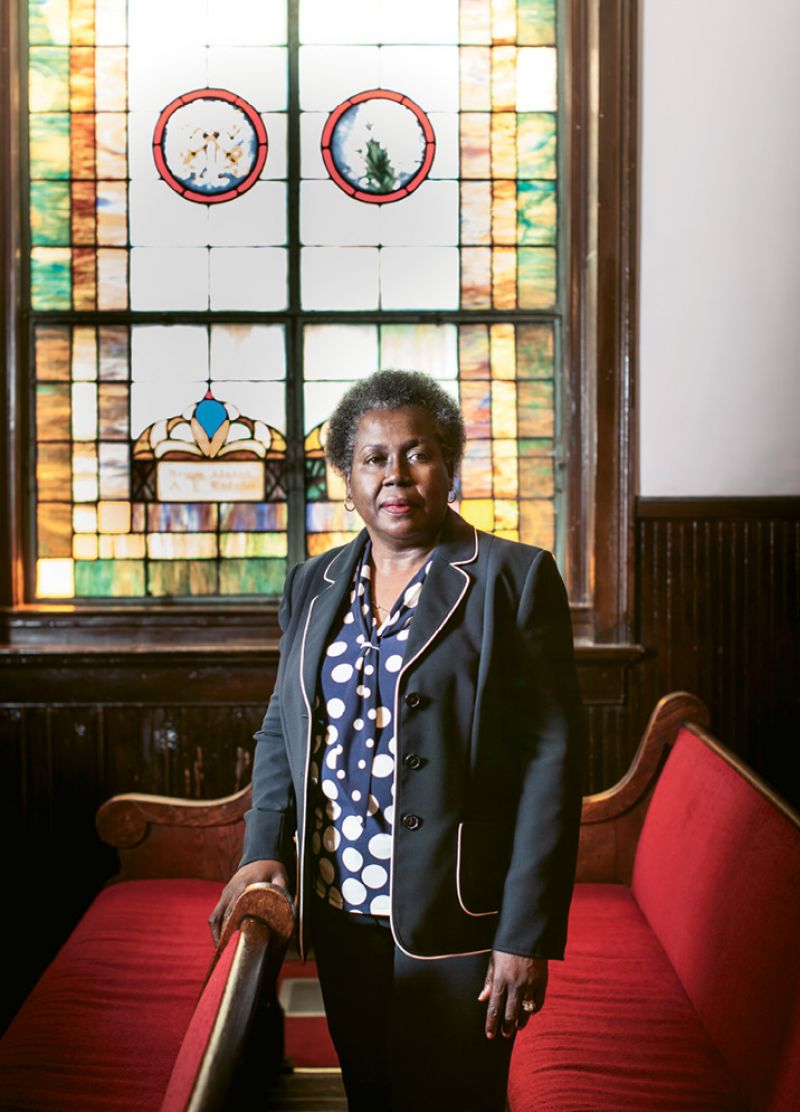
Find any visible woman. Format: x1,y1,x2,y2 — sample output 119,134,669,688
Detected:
210,370,585,1111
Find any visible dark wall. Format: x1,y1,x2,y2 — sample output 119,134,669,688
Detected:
2,497,798,1028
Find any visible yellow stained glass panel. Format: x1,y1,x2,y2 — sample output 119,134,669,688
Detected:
492,180,516,244
36,326,71,380
73,533,98,559
97,500,130,533
37,502,72,557
490,323,515,379
492,246,516,308
491,380,517,438
490,112,516,177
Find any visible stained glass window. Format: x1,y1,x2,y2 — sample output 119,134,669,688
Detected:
26,0,562,599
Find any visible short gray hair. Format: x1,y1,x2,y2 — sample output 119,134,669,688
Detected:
324,369,466,478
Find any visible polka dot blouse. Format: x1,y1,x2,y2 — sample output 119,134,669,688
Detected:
310,542,433,916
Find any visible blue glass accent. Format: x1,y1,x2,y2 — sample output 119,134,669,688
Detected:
194,395,227,438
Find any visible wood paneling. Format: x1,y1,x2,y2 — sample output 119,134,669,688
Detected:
632,499,799,810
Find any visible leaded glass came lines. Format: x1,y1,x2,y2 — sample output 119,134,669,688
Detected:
27,0,562,599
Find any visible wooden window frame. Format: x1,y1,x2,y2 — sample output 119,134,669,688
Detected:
0,0,638,650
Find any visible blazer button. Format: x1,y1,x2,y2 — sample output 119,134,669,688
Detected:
401,813,422,830
404,692,421,708
403,753,422,770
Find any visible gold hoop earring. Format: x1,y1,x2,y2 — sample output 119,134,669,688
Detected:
344,497,355,512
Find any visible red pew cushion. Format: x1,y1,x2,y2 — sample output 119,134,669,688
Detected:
0,878,221,1112
160,932,237,1112
632,728,800,1111
508,885,745,1111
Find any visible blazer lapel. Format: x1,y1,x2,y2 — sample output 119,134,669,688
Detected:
300,530,367,710
401,509,479,667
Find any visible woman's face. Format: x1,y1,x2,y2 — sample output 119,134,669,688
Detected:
347,406,452,552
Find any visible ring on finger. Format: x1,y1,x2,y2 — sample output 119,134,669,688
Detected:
521,999,538,1014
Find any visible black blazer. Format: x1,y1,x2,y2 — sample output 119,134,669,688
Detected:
242,508,585,962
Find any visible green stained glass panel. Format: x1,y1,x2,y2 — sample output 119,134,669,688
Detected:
31,247,71,308
517,181,557,245
518,0,556,46
516,324,554,378
148,561,219,598
517,380,554,437
31,181,70,245
29,113,70,178
518,247,556,309
74,559,145,597
28,0,69,45
29,47,69,112
519,454,554,496
517,114,557,179
220,558,287,596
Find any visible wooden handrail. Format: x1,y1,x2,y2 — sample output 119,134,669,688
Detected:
188,883,295,1112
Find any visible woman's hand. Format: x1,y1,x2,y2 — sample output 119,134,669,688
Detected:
208,859,290,945
478,950,549,1039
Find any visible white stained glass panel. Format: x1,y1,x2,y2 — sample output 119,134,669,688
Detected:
208,0,287,45
98,443,130,498
97,250,128,311
380,247,459,309
208,47,287,112
96,0,127,45
302,248,379,310
129,0,208,46
128,47,208,111
216,381,286,432
299,47,379,111
131,379,208,439
379,324,458,379
378,0,458,43
299,0,379,44
301,182,380,246
72,383,98,440
300,113,327,178
261,114,287,178
517,48,558,112
378,181,459,246
131,326,209,383
304,325,378,381
209,247,288,311
304,380,359,434
128,112,160,180
73,329,97,380
211,325,286,382
428,114,459,179
208,183,286,247
130,248,209,310
129,181,209,247
378,47,459,112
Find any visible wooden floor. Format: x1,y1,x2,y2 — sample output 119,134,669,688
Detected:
266,1068,347,1110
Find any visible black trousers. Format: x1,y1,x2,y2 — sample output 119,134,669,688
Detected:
308,896,515,1112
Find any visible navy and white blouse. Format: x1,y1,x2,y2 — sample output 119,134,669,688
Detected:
310,542,433,916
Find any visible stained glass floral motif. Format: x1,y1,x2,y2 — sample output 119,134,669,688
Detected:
28,0,562,598
153,89,268,203
322,90,435,202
